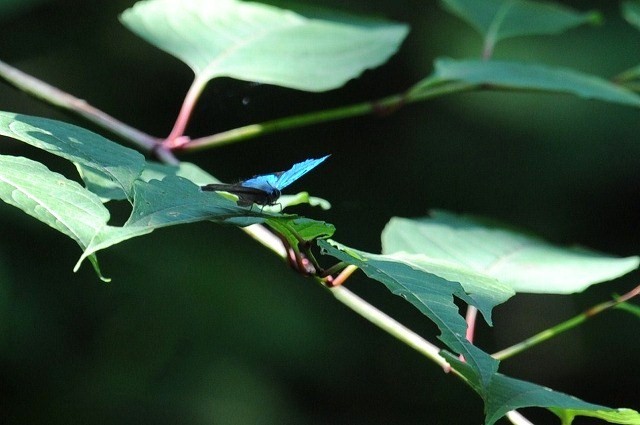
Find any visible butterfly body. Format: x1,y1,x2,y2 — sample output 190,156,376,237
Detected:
202,156,329,207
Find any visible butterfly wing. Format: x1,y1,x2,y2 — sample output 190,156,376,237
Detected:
272,155,330,190
240,174,279,192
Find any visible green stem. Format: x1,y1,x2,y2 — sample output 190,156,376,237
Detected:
492,284,640,361
184,95,400,150
492,314,585,361
320,261,348,278
613,66,640,83
183,81,475,151
619,82,640,92
0,56,473,157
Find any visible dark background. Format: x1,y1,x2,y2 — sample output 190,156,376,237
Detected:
0,0,638,423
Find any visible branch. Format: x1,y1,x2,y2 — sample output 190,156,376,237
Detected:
0,58,474,159
163,75,209,147
182,81,475,151
328,283,451,372
0,59,179,165
492,284,640,361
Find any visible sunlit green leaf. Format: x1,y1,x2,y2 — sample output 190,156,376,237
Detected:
382,252,514,324
319,239,499,389
0,149,267,279
267,216,334,248
414,58,640,109
382,211,639,294
0,112,145,200
140,161,219,185
0,154,111,279
277,192,331,211
120,0,409,92
0,155,108,245
0,112,321,278
440,0,599,52
81,160,217,202
75,175,266,269
444,353,638,425
552,407,640,425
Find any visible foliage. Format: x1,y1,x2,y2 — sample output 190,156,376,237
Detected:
0,0,638,424
382,211,639,294
120,0,409,92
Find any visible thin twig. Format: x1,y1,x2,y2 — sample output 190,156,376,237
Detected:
182,81,475,151
506,410,535,425
164,75,209,147
328,264,358,287
184,94,403,150
465,305,478,344
0,59,181,162
329,283,452,371
493,283,640,361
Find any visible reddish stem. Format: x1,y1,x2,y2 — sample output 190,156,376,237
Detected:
164,75,208,148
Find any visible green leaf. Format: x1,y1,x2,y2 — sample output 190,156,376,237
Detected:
82,160,219,202
0,155,108,245
267,217,335,242
319,239,499,389
0,151,267,279
76,165,129,201
140,161,219,185
0,112,294,277
440,0,599,51
444,353,639,425
267,216,335,249
0,154,112,279
120,0,409,92
382,252,514,325
75,175,266,268
0,112,145,200
622,1,640,31
277,192,332,211
382,211,639,294
75,176,336,271
552,407,640,425
127,176,257,227
414,58,640,108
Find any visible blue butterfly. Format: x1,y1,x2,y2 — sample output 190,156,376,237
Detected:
202,155,329,207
